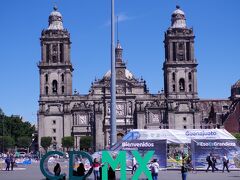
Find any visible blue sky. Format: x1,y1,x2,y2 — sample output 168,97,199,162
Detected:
0,0,240,124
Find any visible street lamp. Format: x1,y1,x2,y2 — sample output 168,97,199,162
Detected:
110,0,117,146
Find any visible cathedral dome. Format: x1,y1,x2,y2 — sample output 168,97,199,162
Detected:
48,6,64,30
104,69,134,80
171,5,187,29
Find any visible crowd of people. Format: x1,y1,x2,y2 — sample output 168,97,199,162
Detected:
51,156,162,180
53,157,116,180
4,154,15,171
1,150,232,180
0,153,16,171
206,153,230,173
0,151,39,171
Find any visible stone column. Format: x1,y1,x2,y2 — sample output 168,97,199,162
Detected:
190,41,194,61
66,69,72,95
193,69,198,97
94,102,104,151
64,44,69,63
57,43,60,63
42,44,46,63
169,41,173,61
168,112,175,129
136,102,145,129
167,69,171,98
63,113,72,137
40,73,44,96
95,112,103,151
175,69,179,98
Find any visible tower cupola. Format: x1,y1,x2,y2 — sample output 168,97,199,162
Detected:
115,40,123,63
48,6,64,30
171,5,187,29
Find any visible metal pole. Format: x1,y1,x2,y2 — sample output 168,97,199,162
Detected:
110,0,117,146
2,116,4,153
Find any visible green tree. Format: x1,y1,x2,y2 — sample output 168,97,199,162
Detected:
0,136,15,152
62,136,74,151
0,109,35,145
41,137,52,153
80,136,92,151
232,133,240,140
17,136,32,149
0,108,4,116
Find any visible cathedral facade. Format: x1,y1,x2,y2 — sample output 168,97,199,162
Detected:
38,6,235,151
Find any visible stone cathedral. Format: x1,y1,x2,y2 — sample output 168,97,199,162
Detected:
38,6,237,151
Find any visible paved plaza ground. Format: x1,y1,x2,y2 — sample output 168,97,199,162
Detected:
0,162,240,180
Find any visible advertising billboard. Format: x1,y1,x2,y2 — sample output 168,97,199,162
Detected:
121,140,167,168
191,139,240,170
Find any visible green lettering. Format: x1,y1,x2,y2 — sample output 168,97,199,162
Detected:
69,151,93,180
102,151,126,180
40,151,65,180
131,150,154,180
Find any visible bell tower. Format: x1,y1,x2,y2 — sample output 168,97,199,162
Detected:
38,6,74,149
163,6,200,129
163,6,198,100
38,6,73,97
115,40,126,79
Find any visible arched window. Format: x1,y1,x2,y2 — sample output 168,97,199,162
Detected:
173,84,176,92
45,74,48,83
61,74,64,82
45,86,49,95
188,72,192,80
61,86,64,94
179,78,185,92
172,72,175,81
52,80,58,94
189,84,192,92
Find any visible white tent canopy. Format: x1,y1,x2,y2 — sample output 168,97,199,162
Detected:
122,129,236,144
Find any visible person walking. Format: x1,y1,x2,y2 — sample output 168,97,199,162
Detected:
10,155,15,171
150,159,160,180
5,155,10,171
222,153,230,173
206,153,213,172
181,162,188,180
93,158,100,180
212,155,218,172
131,157,137,174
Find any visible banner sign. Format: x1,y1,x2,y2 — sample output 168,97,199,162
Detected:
121,140,167,168
191,139,240,170
127,129,235,144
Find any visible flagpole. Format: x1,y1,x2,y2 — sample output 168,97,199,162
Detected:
110,0,117,146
